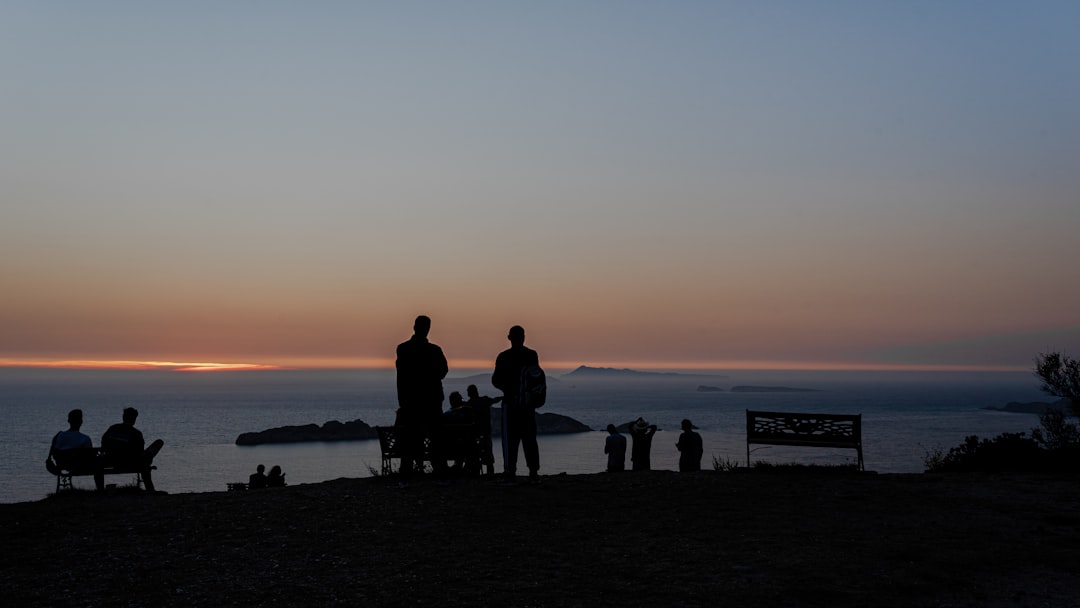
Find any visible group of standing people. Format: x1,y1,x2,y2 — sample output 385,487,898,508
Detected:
395,315,544,485
47,407,164,491
605,417,703,472
395,314,706,484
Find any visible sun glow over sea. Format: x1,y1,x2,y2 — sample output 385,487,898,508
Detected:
0,358,1028,373
0,360,285,373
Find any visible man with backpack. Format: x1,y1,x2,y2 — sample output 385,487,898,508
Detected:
492,325,544,484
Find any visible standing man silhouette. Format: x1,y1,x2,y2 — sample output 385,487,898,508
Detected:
395,315,449,484
492,325,541,484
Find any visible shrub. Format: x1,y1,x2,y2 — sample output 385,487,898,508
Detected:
1034,352,1080,415
924,433,1044,473
1031,408,1080,451
712,455,740,472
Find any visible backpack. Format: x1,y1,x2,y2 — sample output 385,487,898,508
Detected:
519,364,547,408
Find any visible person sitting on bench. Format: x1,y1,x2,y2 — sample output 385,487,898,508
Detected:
101,407,164,492
249,464,268,489
48,409,104,490
266,465,286,487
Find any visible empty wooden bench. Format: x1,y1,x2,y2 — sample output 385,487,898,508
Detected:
745,410,864,470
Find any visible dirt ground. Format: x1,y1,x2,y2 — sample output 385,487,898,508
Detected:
3,470,1080,607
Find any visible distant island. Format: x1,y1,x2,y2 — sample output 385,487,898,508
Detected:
695,384,817,393
729,386,819,393
984,399,1070,415
563,365,724,379
235,410,591,445
564,365,681,378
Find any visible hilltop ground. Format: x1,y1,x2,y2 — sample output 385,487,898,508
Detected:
3,470,1079,607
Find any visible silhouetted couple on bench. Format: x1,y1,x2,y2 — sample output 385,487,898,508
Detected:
47,407,164,492
248,464,286,489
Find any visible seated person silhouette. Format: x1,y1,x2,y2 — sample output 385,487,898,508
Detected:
249,464,268,489
465,385,502,477
443,391,473,424
266,465,286,487
48,408,104,490
101,407,164,492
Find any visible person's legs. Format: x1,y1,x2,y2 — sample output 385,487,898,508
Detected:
140,465,155,492
521,409,540,478
503,408,521,478
480,433,494,476
140,438,163,491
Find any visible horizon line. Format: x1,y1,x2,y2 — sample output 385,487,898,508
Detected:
0,358,1032,374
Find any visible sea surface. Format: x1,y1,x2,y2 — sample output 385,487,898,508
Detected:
0,367,1051,504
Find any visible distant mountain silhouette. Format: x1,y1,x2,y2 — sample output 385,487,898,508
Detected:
564,365,696,378
730,386,819,393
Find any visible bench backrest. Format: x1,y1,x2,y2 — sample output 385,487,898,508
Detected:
376,426,400,457
51,447,99,473
746,410,862,448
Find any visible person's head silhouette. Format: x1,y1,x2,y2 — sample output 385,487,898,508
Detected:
414,315,431,338
508,325,525,346
67,409,83,430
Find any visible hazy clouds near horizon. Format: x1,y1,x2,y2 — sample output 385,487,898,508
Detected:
2,3,1078,369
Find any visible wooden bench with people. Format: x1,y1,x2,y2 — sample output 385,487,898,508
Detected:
376,423,485,477
46,447,156,492
46,407,164,493
745,410,864,470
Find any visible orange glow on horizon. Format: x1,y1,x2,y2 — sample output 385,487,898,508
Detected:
0,357,1029,373
0,359,285,372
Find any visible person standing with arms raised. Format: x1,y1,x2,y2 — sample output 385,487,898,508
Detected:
395,315,449,485
492,325,542,484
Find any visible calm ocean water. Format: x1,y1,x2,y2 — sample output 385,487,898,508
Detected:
0,367,1050,504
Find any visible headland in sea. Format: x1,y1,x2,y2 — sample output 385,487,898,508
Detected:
3,470,1079,607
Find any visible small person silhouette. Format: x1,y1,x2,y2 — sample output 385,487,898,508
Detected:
676,419,704,472
628,418,657,471
266,465,286,487
249,464,268,489
604,424,627,472
465,385,502,476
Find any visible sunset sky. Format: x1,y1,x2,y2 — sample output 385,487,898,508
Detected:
2,2,1078,372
